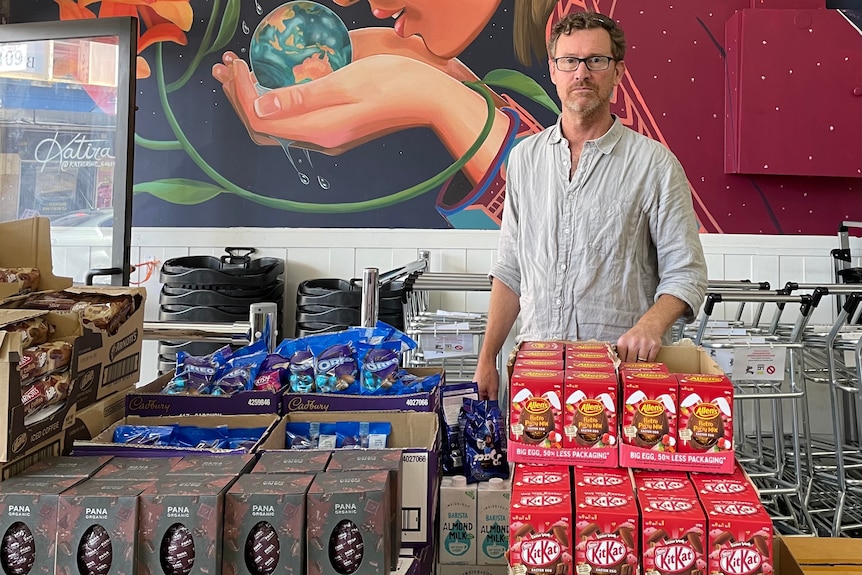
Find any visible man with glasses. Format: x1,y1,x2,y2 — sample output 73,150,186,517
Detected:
474,11,707,400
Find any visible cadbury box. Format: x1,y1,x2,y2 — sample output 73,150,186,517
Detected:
16,455,112,479
252,450,331,474
55,285,145,410
223,473,315,575
0,217,73,303
283,367,444,414
61,383,134,454
93,457,184,480
0,310,82,462
167,454,256,476
126,372,286,417
0,475,83,575
277,411,439,547
70,413,282,457
138,475,237,575
307,470,393,575
327,448,404,564
56,479,154,575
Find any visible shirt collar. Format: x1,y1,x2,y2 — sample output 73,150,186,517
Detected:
549,114,624,155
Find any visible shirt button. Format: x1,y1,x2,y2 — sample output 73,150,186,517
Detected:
560,264,567,271
555,298,562,306
564,228,571,235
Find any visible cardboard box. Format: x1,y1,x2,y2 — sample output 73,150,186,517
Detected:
223,473,315,575
56,479,154,575
0,435,63,480
126,372,287,416
61,383,134,454
70,413,282,457
777,535,862,575
282,367,444,414
275,411,440,547
0,475,83,575
0,217,73,302
0,312,82,462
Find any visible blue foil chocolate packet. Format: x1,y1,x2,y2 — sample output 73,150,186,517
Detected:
172,345,232,394
460,399,509,483
225,427,268,451
287,349,315,393
358,342,401,395
173,424,230,449
314,343,357,394
113,425,177,445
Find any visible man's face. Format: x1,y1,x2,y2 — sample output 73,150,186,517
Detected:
549,28,625,117
332,0,500,59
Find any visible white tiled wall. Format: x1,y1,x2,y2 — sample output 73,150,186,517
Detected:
49,228,862,435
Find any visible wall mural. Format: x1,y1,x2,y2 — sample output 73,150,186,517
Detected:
14,0,862,233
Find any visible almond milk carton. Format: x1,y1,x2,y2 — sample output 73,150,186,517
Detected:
477,477,510,565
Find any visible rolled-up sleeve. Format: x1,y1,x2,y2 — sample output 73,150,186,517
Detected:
490,145,523,296
651,156,708,321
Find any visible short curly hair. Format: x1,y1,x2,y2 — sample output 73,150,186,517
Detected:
547,12,626,61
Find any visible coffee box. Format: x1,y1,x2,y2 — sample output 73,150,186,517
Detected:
677,374,734,454
574,486,639,575
327,449,403,564
701,498,773,575
620,372,678,469
138,476,236,575
633,470,697,498
166,454,256,476
307,470,392,575
252,450,331,474
509,488,572,575
638,493,707,575
439,475,478,564
56,479,153,575
223,473,314,575
573,467,633,495
0,476,82,575
92,457,183,480
512,464,570,494
509,367,563,449
563,371,618,465
477,478,510,565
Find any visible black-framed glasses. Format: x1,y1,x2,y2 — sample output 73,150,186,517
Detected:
553,55,616,72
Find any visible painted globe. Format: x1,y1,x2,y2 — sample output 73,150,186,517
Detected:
250,1,352,90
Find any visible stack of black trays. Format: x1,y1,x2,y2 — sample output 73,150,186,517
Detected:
295,278,404,338
157,248,285,375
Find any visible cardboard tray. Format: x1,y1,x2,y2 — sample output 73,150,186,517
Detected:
776,535,862,575
0,217,73,303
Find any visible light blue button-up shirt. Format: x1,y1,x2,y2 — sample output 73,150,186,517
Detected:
490,115,707,343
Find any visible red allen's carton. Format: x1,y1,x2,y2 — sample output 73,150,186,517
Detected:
564,371,617,451
509,489,573,575
509,368,564,449
574,487,639,575
622,374,678,451
702,499,773,575
638,493,707,575
677,374,734,454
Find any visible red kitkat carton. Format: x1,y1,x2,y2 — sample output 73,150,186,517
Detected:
512,464,571,495
509,367,563,448
677,373,734,461
509,488,572,575
574,466,633,495
574,487,639,575
562,371,618,466
690,469,760,503
633,470,697,498
701,498,773,575
638,493,707,575
515,357,566,372
620,372,678,469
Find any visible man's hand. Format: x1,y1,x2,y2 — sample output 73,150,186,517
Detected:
473,358,500,400
616,323,662,363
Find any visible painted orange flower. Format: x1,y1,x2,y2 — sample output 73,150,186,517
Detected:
55,0,193,78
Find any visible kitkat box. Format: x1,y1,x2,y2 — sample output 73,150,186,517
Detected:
512,464,570,495
573,467,633,495
509,367,563,454
620,372,678,469
676,373,734,473
638,493,707,575
633,470,697,498
701,498,773,575
691,469,760,503
574,487,639,575
509,489,572,575
563,371,618,466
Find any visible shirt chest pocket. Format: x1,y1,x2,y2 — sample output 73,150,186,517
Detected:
585,197,638,257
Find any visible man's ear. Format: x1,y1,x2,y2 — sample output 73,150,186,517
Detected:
614,59,626,86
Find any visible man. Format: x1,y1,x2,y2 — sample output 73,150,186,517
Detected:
473,11,707,400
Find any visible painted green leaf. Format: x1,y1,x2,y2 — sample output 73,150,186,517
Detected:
134,179,225,205
482,69,561,115
208,0,241,55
